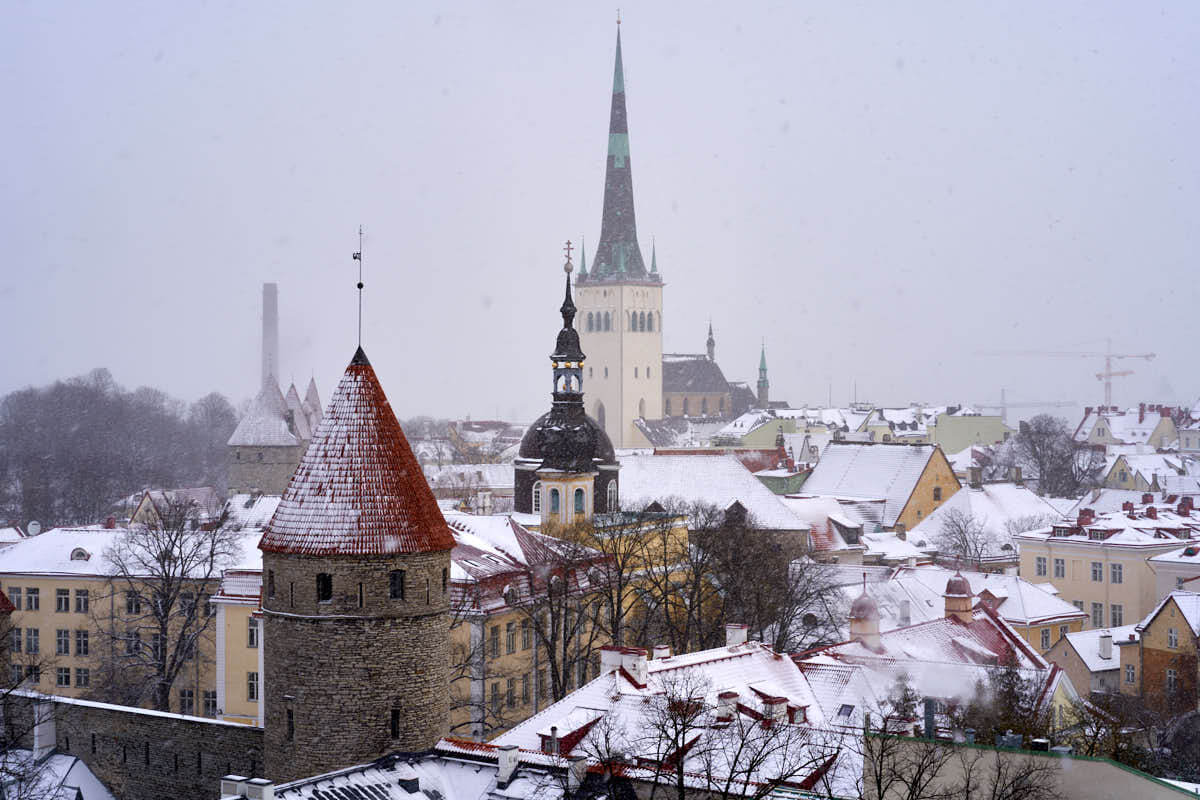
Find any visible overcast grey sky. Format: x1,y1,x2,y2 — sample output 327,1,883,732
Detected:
2,2,1197,423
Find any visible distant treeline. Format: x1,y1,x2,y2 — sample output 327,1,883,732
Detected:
0,368,238,528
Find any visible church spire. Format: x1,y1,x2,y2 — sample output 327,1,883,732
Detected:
588,26,651,283
551,242,586,401
757,341,770,409
706,320,716,361
650,237,659,275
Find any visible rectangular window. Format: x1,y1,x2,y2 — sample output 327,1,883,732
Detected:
1091,603,1104,628
126,591,141,615
56,629,70,656
489,626,500,659
248,618,259,648
522,673,530,704
1167,669,1178,694
26,628,39,654
1053,558,1065,579
247,672,259,701
1111,563,1123,584
74,589,89,614
506,677,516,707
203,691,217,717
56,588,70,613
27,588,39,611
1125,664,1135,684
1072,600,1084,611
286,709,294,741
1035,557,1047,577
180,592,196,617
389,570,406,600
506,622,516,655
56,667,71,687
11,627,20,653
1059,625,1069,641
521,618,532,650
151,633,165,661
179,689,195,715
1091,562,1103,582
75,668,90,688
390,708,400,739
8,588,20,610
316,573,332,603
491,683,500,713
125,630,140,656
1168,628,1179,648
1040,628,1051,650
267,570,276,599
11,664,23,686
1111,604,1123,627
25,665,41,683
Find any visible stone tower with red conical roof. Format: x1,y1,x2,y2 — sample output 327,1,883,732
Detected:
259,346,454,781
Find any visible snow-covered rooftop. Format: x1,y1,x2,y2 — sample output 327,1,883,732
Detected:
1059,625,1139,673
617,454,803,530
1136,590,1200,637
908,481,1062,562
801,443,952,527
227,380,301,447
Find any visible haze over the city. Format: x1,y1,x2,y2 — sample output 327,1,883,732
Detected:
2,2,1197,421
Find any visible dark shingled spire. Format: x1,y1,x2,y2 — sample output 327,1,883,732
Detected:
587,28,655,284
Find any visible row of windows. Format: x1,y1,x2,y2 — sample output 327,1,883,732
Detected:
11,664,91,688
1120,664,1179,693
177,689,219,717
584,311,660,333
1073,601,1125,628
1038,624,1072,650
665,396,727,416
1033,558,1123,584
266,568,448,606
5,587,92,613
489,659,600,716
489,619,534,658
531,482,619,515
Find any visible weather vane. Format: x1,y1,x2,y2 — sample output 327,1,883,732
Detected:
616,9,621,25
352,225,364,346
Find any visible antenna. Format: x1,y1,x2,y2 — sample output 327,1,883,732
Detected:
352,225,364,346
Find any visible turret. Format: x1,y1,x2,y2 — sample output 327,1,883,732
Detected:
849,576,881,651
944,572,974,624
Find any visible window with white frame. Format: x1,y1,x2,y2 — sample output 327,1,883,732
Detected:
1053,558,1065,579
1035,556,1047,577
1111,563,1123,584
1111,604,1123,626
1168,627,1179,648
248,617,259,648
1040,628,1050,649
607,481,618,511
1091,603,1104,628
1167,668,1178,694
1091,562,1103,582
1125,664,1135,683
247,671,259,701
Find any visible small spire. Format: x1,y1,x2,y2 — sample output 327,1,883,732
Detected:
579,235,588,277
650,237,658,274
760,340,768,371
352,225,365,347
560,240,577,326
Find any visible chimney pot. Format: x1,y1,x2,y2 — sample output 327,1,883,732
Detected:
1077,508,1095,527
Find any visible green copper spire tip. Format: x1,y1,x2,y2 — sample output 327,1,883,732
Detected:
759,343,768,371
613,28,624,95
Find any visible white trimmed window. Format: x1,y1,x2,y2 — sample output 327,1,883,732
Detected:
1168,627,1179,648
532,481,543,513
607,482,618,512
1035,557,1047,577
1111,563,1123,584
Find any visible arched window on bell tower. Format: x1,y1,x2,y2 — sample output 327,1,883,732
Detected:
532,481,543,513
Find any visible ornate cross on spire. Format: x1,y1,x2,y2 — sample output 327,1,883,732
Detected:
616,8,621,25
352,225,364,347
563,239,574,269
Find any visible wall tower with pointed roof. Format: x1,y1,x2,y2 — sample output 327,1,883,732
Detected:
575,27,662,448
259,346,454,781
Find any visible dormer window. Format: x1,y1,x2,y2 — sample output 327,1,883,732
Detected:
70,548,91,562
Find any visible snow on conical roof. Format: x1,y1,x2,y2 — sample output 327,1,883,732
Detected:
259,346,454,556
228,379,301,447
304,377,323,426
284,383,311,440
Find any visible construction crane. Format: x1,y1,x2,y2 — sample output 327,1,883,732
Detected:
977,339,1155,408
973,389,1076,425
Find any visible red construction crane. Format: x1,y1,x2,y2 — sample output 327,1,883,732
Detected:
977,339,1155,407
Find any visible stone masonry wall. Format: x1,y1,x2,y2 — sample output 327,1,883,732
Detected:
262,550,451,782
227,444,302,495
3,693,263,800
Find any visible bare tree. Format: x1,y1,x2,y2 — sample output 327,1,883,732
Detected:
935,509,992,570
91,497,240,711
1014,415,1104,498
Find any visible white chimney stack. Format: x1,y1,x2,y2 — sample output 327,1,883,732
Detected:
496,745,519,787
652,644,671,659
725,623,748,647
262,282,279,389
1099,632,1113,660
32,700,55,759
245,778,275,800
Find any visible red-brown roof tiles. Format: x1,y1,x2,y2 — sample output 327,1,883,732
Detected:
259,347,455,556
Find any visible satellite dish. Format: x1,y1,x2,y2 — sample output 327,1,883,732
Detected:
26,521,41,537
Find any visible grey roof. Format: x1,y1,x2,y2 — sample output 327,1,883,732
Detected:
227,381,301,447
802,442,947,527
662,354,731,394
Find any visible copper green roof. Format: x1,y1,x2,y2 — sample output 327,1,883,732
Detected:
585,29,657,285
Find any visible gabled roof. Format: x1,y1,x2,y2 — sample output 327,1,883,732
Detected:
802,443,954,527
1135,590,1200,638
227,380,300,447
259,347,454,556
908,482,1061,562
662,354,731,394
1059,625,1139,673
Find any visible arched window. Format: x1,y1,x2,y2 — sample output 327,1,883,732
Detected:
586,312,594,331
549,488,561,514
683,398,690,416
701,398,708,415
607,482,618,512
574,488,585,514
647,313,654,332
638,311,646,331
532,481,543,513
638,398,646,418
605,312,611,331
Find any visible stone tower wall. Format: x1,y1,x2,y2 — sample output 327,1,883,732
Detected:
227,444,303,496
261,549,450,782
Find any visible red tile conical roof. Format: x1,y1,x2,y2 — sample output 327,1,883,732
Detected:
259,347,454,556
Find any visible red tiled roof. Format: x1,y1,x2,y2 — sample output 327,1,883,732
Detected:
259,347,455,556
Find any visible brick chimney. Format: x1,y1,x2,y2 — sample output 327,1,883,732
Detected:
1077,508,1095,527
1142,493,1154,504
716,691,739,723
1122,501,1134,513
894,522,906,541
1139,403,1146,424
969,466,983,489
1146,506,1158,520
